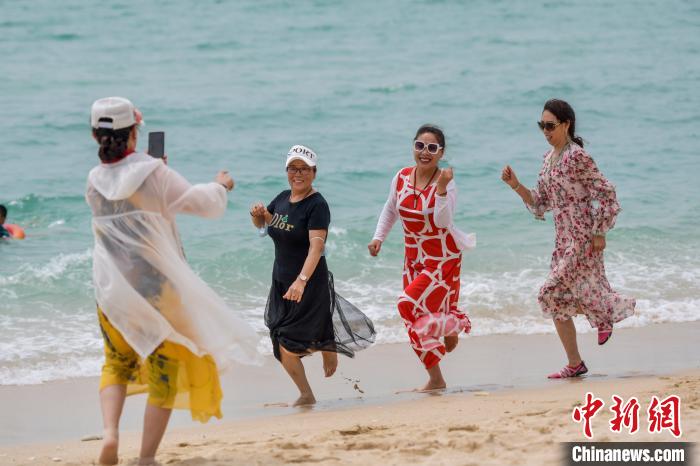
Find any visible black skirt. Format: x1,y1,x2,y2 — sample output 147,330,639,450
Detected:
265,261,376,361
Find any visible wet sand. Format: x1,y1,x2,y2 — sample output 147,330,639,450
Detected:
0,321,698,464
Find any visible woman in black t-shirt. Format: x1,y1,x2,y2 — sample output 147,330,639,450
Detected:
250,144,375,406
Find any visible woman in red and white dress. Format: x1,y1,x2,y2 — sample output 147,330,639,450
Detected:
368,124,475,391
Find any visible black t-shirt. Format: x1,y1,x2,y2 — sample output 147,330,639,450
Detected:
267,190,331,282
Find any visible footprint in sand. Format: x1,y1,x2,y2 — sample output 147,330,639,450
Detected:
288,454,340,463
398,446,435,456
264,402,290,408
448,425,480,432
336,425,388,436
465,441,482,452
229,440,257,446
394,387,446,395
277,442,311,450
345,441,391,451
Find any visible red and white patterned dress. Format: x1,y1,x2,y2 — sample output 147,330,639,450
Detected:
527,143,635,327
373,167,475,369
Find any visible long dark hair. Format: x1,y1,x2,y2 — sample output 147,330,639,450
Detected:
92,121,134,163
414,124,446,150
543,99,584,148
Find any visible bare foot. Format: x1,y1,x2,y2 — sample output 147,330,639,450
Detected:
322,351,338,377
138,457,161,466
419,380,447,392
293,394,317,406
444,335,459,352
98,431,119,465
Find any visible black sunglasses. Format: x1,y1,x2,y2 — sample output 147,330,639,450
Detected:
286,166,313,175
537,120,562,131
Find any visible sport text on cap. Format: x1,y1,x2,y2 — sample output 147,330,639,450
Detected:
286,144,317,167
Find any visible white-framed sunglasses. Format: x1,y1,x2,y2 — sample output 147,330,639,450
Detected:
413,140,443,155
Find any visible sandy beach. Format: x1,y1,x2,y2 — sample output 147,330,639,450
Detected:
1,321,698,465
2,1,699,464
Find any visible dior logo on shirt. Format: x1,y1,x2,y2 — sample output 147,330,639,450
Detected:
269,213,295,231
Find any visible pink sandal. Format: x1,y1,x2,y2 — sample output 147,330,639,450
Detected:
598,326,613,345
547,361,588,379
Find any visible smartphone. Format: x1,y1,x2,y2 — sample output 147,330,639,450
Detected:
148,131,165,158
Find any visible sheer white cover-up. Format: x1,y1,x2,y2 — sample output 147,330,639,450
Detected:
86,152,261,369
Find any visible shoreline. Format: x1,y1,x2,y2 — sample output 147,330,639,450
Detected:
1,368,698,465
0,321,698,448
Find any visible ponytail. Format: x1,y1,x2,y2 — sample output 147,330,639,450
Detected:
570,133,584,148
92,123,134,163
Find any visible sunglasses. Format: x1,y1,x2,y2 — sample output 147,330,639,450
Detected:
286,166,313,175
413,140,443,155
537,120,562,131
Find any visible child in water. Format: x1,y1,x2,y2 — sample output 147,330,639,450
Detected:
0,205,11,238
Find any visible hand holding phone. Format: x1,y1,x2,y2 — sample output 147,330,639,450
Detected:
148,131,165,159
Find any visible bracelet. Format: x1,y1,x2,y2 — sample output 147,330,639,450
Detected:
511,182,520,191
220,183,230,191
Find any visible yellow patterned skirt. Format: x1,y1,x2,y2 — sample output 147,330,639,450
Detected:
97,309,222,423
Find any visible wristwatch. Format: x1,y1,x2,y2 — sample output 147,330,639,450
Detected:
298,273,308,282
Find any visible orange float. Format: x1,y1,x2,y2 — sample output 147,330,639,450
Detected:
3,224,25,239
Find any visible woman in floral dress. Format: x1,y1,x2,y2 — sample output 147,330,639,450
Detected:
502,99,635,379
369,124,475,391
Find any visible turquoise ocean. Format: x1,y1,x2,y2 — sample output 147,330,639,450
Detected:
1,0,698,385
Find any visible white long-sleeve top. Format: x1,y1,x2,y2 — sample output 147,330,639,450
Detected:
372,171,476,251
86,152,261,369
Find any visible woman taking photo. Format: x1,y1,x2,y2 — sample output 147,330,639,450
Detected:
501,98,635,379
86,97,260,465
368,124,475,391
250,145,374,406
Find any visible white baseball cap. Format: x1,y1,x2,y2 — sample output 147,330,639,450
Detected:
286,144,317,167
90,97,144,130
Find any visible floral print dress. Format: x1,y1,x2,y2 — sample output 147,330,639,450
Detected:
527,143,635,328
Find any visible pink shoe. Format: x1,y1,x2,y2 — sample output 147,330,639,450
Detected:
548,361,588,379
598,326,613,345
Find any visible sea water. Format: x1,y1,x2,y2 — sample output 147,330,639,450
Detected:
1,0,699,384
